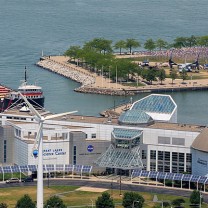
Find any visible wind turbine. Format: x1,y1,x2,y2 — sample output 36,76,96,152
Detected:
19,93,77,208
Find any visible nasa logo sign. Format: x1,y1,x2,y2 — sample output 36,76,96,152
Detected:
87,145,94,152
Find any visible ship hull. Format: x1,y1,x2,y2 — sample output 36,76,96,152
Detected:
0,97,45,112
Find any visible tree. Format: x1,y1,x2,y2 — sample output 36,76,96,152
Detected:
122,192,144,208
95,192,114,208
144,38,156,52
126,38,140,54
0,203,8,208
114,40,127,55
172,198,185,207
180,69,188,83
156,38,168,50
190,190,203,206
64,45,81,62
170,69,178,84
186,35,197,47
44,195,66,208
157,68,166,84
146,68,157,84
15,194,35,208
197,35,208,47
172,37,188,48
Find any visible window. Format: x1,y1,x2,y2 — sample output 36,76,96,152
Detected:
158,136,170,144
172,152,178,161
172,137,185,146
179,153,184,162
150,150,156,160
186,153,192,163
150,162,156,171
73,146,76,165
165,152,170,161
91,133,96,139
158,151,164,160
142,150,147,159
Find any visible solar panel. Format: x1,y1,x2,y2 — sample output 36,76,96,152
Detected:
28,165,37,172
198,176,208,184
174,173,183,180
190,175,201,182
55,164,64,171
46,164,55,171
165,173,175,180
74,165,82,173
3,166,12,173
65,164,74,172
149,171,158,179
82,165,92,173
140,170,150,177
157,172,167,179
132,169,142,177
19,165,29,172
11,166,20,173
182,174,192,181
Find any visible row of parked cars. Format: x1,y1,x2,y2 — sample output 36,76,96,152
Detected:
5,177,34,183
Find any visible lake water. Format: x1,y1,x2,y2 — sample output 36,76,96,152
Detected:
0,0,208,125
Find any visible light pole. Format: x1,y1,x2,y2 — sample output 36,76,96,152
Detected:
119,174,122,196
90,199,94,208
132,200,139,208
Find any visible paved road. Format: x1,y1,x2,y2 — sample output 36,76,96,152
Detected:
1,179,208,203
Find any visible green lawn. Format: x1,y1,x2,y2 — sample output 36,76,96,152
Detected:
0,185,207,208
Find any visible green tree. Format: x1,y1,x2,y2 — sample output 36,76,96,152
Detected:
180,69,188,83
144,38,156,51
146,68,157,84
170,69,178,84
190,190,203,206
172,198,185,207
172,37,188,48
157,68,166,84
156,38,168,50
85,38,113,54
64,45,81,61
186,35,197,47
126,38,140,54
95,192,114,208
44,195,66,208
197,35,208,47
15,194,35,208
0,203,8,208
114,40,127,55
122,192,144,208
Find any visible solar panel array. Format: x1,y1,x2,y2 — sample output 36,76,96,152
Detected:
132,169,208,184
132,94,175,114
0,164,92,174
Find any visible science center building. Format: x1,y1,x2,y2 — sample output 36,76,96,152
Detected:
0,94,208,177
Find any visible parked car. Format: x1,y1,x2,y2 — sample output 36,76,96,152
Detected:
6,178,20,184
22,177,34,182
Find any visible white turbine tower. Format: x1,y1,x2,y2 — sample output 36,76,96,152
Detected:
19,93,77,208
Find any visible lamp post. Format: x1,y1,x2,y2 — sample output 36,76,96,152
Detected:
132,200,139,208
119,174,122,196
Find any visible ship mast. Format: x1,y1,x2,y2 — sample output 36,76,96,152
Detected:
25,66,27,83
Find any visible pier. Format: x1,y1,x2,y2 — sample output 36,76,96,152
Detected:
36,56,208,96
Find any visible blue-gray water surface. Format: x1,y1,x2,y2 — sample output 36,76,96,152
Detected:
0,0,208,125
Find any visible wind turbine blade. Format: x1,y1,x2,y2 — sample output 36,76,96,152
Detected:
19,92,41,119
33,123,42,150
45,111,78,120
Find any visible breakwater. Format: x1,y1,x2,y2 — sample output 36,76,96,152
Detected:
36,56,208,96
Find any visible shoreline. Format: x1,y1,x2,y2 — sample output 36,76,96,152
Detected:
36,56,208,96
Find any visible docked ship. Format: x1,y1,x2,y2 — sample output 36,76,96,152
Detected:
0,70,44,112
